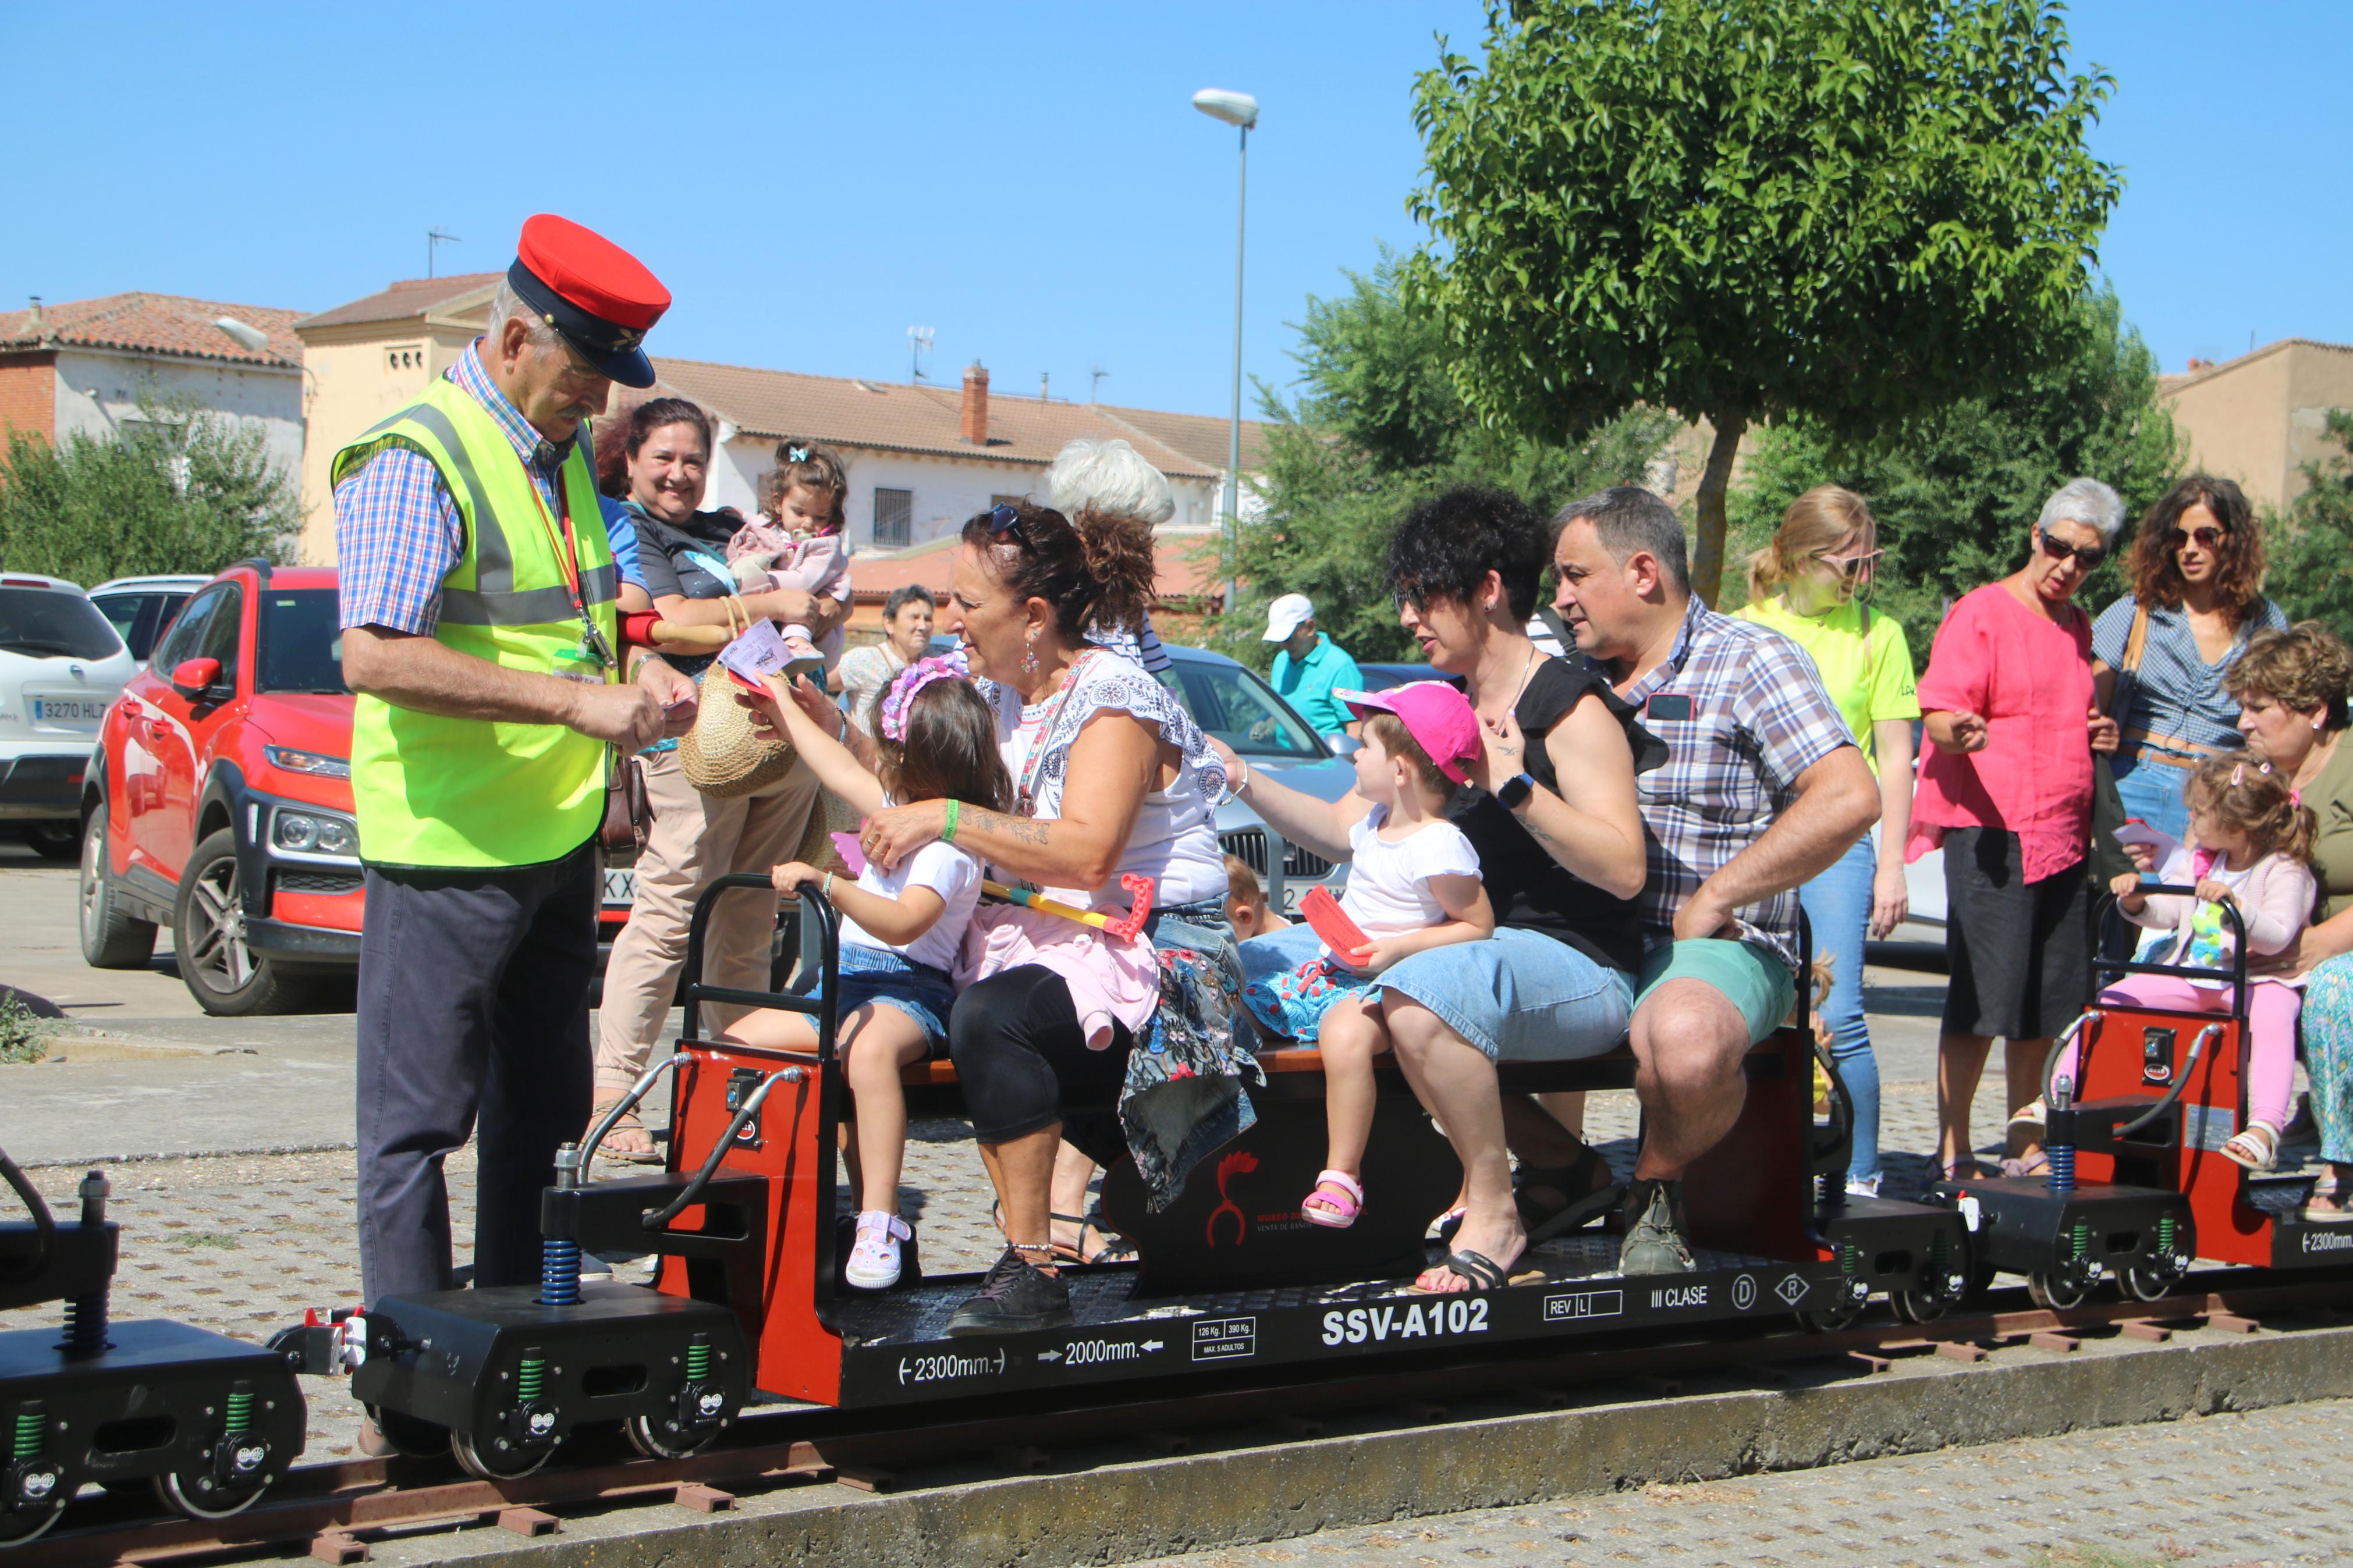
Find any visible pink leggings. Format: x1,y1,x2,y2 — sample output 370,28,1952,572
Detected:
2052,976,2298,1131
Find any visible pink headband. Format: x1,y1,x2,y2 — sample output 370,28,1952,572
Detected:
878,653,966,744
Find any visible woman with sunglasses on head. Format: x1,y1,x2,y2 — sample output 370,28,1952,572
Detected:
1734,486,1918,1197
2091,476,2285,844
1910,477,2124,1184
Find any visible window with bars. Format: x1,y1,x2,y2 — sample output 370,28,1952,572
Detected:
872,488,912,547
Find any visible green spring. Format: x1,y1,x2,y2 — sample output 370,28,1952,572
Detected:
2071,1219,2092,1258
1840,1244,1860,1276
223,1390,253,1435
516,1356,546,1400
685,1339,712,1380
2158,1215,2178,1253
12,1407,41,1460
1933,1231,1952,1268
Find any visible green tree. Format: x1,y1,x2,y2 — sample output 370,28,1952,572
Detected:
1219,255,1676,666
2265,409,2353,631
0,399,296,586
1724,287,2181,666
1406,0,2122,603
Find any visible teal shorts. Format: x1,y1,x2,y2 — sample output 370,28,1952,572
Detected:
1636,938,1797,1046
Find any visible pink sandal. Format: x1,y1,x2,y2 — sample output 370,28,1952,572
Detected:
1301,1170,1364,1229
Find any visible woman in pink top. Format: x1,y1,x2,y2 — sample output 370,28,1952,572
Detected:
1910,478,2123,1181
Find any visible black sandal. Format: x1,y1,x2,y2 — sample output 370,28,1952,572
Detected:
1414,1247,1511,1293
1513,1144,1623,1243
993,1200,1137,1265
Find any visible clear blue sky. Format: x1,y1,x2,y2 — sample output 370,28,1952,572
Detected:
3,2,2345,418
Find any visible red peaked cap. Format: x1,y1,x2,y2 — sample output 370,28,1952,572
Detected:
516,214,670,329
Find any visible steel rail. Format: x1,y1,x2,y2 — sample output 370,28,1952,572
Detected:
15,1272,2351,1567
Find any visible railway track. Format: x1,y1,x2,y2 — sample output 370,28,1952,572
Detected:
17,1272,2350,1568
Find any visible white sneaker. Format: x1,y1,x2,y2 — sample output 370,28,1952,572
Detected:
846,1211,911,1289
1844,1174,1882,1199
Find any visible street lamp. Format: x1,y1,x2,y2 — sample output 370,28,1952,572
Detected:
1193,88,1258,603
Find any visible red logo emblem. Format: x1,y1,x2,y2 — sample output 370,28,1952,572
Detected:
1206,1151,1258,1247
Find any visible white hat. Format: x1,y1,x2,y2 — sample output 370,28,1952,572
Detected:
1261,592,1315,642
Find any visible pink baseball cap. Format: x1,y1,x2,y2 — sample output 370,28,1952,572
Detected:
1335,682,1483,784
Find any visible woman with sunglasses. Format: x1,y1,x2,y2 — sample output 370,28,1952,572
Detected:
2092,475,2286,843
1910,477,2124,1183
1734,486,1917,1197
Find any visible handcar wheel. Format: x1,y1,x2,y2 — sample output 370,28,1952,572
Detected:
2027,1271,2089,1311
450,1430,553,1481
0,1501,66,1546
155,1467,270,1520
1890,1285,1954,1325
625,1411,717,1461
364,1405,450,1459
1795,1299,1865,1334
2121,1261,2185,1303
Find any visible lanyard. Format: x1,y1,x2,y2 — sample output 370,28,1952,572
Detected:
1014,651,1095,815
516,451,615,670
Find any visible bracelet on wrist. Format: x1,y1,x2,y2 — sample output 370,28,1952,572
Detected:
943,799,961,843
822,870,835,899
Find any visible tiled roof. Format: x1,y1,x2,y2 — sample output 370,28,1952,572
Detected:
294,273,502,332
645,356,1266,480
0,292,306,368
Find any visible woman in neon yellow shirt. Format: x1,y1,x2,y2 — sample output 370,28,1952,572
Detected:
1736,486,1920,1196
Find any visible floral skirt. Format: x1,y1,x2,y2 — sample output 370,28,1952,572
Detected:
1242,953,1374,1044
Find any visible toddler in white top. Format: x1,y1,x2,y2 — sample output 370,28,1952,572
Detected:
1241,681,1494,1231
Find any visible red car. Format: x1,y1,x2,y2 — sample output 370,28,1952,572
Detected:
77,561,364,1014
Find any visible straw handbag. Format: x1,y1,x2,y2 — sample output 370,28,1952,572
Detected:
678,598,797,798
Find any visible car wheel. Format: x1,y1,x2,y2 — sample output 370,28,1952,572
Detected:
173,828,310,1016
22,822,80,861
79,810,158,969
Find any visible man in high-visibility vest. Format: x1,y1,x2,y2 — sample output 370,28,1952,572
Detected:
333,218,715,1402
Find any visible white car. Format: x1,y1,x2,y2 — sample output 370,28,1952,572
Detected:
87,574,212,667
0,573,137,860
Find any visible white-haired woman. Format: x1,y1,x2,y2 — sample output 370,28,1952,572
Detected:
1909,477,2124,1182
1052,438,1176,675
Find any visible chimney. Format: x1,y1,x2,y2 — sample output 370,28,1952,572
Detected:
961,361,989,445
26,296,41,330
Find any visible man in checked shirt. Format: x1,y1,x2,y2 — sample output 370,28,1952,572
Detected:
1548,486,1880,1274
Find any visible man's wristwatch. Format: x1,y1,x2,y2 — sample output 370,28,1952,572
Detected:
1495,771,1537,810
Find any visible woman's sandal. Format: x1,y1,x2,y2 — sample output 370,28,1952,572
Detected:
1512,1144,1623,1243
2221,1120,2279,1172
992,1200,1138,1265
2007,1097,2049,1135
1999,1149,2050,1180
589,1102,662,1164
1301,1170,1364,1230
1409,1248,1546,1293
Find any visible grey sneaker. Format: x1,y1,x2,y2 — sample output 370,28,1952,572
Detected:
1617,1178,1695,1275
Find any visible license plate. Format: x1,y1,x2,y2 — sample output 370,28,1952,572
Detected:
603,868,636,907
33,698,107,724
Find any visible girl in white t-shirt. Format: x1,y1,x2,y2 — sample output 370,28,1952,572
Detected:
1241,692,1494,1229
723,657,1010,1288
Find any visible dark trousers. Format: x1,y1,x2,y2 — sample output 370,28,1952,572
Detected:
948,965,1133,1158
356,842,597,1307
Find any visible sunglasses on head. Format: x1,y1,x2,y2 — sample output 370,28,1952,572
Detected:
2037,531,2107,571
2168,525,2226,552
985,503,1035,553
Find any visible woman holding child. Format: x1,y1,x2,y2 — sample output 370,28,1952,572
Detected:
739,498,1235,1334
1222,486,1653,1295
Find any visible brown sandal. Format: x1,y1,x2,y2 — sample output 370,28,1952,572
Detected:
590,1103,662,1164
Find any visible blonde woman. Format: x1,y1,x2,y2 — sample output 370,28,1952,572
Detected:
1735,486,1919,1196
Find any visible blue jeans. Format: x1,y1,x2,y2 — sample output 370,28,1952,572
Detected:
1798,834,1880,1184
2110,749,2192,844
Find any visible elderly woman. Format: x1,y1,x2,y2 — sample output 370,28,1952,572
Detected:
589,406,846,1159
837,500,1235,1333
2231,624,2353,1218
2093,475,2287,841
1221,486,1649,1293
832,584,935,721
1911,477,2123,1182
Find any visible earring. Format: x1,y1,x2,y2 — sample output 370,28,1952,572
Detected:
1021,634,1039,676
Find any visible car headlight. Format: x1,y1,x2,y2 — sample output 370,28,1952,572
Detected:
265,747,351,780
272,810,357,856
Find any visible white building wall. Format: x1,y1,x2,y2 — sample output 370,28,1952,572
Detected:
52,347,304,486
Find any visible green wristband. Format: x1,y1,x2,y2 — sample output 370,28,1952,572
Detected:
943,799,961,842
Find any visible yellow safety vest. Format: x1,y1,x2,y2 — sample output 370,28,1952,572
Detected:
337,378,618,868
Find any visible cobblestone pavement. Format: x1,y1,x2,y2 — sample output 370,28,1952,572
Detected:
1122,1396,2353,1568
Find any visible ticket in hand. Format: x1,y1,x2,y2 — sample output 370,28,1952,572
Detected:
1301,886,1373,959
715,618,791,686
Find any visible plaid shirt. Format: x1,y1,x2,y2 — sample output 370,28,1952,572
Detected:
1616,595,1857,968
335,343,581,635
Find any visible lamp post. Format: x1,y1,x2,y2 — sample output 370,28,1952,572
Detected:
1193,88,1257,607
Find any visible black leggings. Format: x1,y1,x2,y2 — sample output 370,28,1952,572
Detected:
949,965,1135,1151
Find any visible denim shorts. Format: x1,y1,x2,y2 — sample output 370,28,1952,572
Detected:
1375,927,1635,1063
796,943,957,1056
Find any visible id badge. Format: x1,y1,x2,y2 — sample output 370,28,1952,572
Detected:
552,643,608,687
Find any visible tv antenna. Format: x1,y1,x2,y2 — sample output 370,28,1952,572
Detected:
427,228,462,278
1089,364,1109,404
907,325,935,383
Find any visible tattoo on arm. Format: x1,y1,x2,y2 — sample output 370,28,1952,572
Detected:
969,808,1051,847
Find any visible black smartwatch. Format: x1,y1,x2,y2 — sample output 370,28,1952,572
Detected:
1495,771,1537,810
